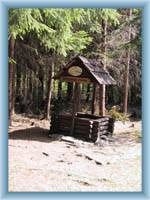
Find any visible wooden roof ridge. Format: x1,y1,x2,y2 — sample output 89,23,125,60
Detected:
77,55,116,85
54,55,80,79
78,55,108,73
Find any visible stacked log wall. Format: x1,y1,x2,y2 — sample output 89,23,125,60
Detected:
50,114,115,142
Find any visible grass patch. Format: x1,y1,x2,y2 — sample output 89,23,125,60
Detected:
133,130,142,143
108,107,129,121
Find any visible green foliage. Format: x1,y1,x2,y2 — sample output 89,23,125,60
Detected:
108,106,129,121
8,9,55,40
8,8,141,117
9,57,16,64
104,9,141,107
8,8,121,57
100,9,120,25
66,31,92,53
9,8,94,57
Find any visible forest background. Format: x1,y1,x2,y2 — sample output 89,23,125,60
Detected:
8,8,141,123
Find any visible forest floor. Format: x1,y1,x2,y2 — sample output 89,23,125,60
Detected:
8,114,142,192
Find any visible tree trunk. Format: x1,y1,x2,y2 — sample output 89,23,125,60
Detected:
99,19,107,116
28,70,33,102
9,36,15,125
24,66,28,109
46,61,54,120
16,64,21,99
123,9,132,114
15,63,22,113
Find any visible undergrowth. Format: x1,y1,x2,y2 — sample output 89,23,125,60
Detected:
108,106,129,121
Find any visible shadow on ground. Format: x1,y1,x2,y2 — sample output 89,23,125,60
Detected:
9,127,55,143
8,127,93,144
8,126,141,145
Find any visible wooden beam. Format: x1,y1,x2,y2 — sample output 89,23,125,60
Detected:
70,83,81,135
91,84,97,115
60,76,91,83
99,85,106,116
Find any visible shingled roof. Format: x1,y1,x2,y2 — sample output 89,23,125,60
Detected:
54,55,116,85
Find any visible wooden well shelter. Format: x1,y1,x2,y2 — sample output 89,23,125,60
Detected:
50,55,116,142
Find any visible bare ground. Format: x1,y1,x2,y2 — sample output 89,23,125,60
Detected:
8,114,142,192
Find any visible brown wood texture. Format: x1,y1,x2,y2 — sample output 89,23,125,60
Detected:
46,61,54,120
70,83,81,135
91,84,97,115
54,55,116,85
53,113,114,142
123,9,132,114
9,36,15,125
60,76,91,83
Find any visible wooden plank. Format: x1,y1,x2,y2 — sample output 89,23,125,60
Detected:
74,130,90,135
75,119,93,125
59,118,111,127
60,129,71,133
59,121,72,126
59,117,72,121
99,121,110,126
60,76,91,83
75,120,93,126
74,128,91,134
59,126,71,130
59,116,93,125
59,114,110,122
58,130,70,134
59,116,72,120
93,125,109,131
92,121,109,128
59,114,72,118
74,134,89,140
74,125,92,131
76,112,100,119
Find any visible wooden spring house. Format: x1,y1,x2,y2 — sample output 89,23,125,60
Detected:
50,55,116,142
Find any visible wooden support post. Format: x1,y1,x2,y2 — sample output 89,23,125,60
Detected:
91,84,96,115
70,83,80,135
99,84,106,116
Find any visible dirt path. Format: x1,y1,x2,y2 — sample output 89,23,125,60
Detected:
8,114,142,192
